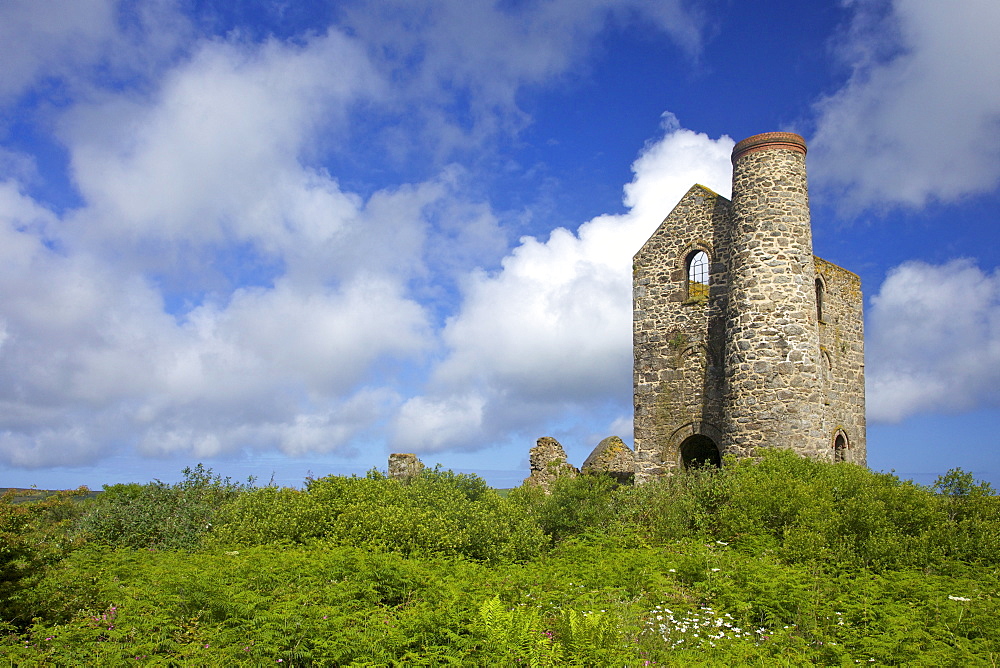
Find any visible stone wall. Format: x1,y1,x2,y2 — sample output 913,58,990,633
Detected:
633,185,730,483
388,453,424,480
581,436,635,484
524,437,577,491
815,257,866,463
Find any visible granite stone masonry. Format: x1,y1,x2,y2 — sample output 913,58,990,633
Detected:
524,437,578,491
388,453,425,480
633,132,865,483
581,436,635,485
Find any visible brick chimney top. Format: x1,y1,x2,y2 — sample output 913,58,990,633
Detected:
731,132,807,163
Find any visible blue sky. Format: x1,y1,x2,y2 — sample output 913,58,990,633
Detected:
2,0,999,490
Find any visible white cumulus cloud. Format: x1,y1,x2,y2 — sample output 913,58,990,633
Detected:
0,0,118,100
393,117,734,452
866,259,1000,422
811,0,1000,209
60,33,382,269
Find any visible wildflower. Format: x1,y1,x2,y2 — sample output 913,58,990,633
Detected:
710,568,720,572
716,540,728,546
668,568,676,573
948,595,971,602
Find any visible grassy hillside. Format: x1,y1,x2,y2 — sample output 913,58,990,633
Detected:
1,452,998,665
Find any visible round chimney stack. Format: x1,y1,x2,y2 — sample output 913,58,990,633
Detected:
723,130,824,458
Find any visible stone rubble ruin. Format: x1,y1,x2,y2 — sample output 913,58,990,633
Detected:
523,436,578,491
580,436,635,485
387,452,424,480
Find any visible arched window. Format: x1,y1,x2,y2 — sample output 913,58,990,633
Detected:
687,250,709,302
815,278,825,323
834,433,848,462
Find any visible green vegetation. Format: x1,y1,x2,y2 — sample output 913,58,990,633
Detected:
2,450,998,665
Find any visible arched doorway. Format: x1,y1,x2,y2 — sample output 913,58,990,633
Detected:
680,434,721,469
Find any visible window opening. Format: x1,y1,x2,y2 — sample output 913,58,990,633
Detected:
687,251,709,301
834,433,847,462
816,278,825,323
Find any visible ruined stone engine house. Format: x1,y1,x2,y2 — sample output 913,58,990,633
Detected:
632,131,865,483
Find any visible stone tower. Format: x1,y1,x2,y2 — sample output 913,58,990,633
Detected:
724,133,825,457
632,131,865,482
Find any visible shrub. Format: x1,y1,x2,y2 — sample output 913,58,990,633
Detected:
76,464,252,550
510,472,619,543
605,450,1000,573
217,467,547,562
2,453,999,665
611,464,723,544
0,488,88,625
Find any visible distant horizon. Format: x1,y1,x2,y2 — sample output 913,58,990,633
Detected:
6,451,996,493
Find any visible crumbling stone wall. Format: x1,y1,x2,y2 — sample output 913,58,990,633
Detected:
524,437,577,491
388,453,424,480
581,436,635,484
633,132,866,482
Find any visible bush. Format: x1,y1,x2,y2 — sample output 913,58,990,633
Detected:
608,449,1000,572
0,488,88,625
217,467,547,562
2,453,999,664
76,464,252,550
510,473,620,543
611,463,724,543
